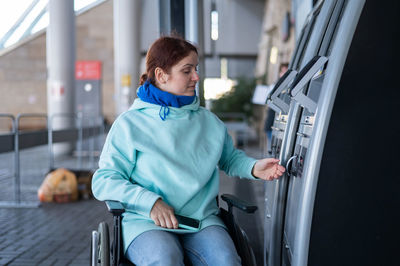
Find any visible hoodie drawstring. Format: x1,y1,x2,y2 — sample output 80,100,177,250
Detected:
159,105,170,121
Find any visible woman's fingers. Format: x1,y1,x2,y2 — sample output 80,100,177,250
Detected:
159,217,167,228
154,214,169,228
154,209,173,228
269,158,280,164
157,213,177,229
156,213,178,229
153,217,161,226
171,214,179,229
278,164,286,172
150,199,178,228
264,165,284,180
163,213,174,228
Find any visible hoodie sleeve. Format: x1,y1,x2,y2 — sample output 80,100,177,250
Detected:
91,114,161,218
218,128,258,179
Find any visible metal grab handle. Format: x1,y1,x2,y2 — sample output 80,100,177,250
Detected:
286,155,298,177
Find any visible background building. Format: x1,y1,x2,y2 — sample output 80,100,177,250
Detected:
0,0,266,122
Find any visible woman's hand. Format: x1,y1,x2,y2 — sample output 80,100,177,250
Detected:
150,199,179,229
252,158,286,181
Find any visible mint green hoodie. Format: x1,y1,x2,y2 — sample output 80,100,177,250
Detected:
92,97,257,252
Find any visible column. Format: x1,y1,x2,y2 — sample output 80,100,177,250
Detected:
185,0,205,106
113,0,142,116
46,0,76,154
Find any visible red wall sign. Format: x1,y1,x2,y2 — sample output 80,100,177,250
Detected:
75,61,102,80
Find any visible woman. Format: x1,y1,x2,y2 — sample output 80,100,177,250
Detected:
92,36,285,265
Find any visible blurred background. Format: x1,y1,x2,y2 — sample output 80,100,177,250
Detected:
0,0,312,147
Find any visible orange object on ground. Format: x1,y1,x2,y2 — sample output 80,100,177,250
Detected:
38,168,79,203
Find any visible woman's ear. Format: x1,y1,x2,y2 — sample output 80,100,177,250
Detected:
155,67,168,85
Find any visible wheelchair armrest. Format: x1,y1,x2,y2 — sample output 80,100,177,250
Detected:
105,200,125,216
221,194,258,214
104,200,125,266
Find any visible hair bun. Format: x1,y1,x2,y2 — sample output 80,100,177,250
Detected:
139,73,148,85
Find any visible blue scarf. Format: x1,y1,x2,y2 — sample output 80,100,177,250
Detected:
137,80,196,120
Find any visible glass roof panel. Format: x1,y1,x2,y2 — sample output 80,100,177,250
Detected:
31,11,49,34
0,0,102,50
0,0,33,37
4,0,47,47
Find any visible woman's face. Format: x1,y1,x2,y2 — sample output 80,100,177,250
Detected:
157,51,199,96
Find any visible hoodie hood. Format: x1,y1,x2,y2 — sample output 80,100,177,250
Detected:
129,97,200,120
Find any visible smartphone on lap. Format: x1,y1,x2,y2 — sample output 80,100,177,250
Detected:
175,214,201,231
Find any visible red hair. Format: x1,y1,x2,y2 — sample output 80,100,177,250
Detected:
139,36,198,85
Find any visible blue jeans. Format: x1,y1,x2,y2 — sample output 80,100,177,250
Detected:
126,225,242,266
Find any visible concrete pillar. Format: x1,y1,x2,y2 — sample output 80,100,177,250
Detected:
171,0,185,36
160,0,185,37
113,0,142,116
185,0,199,43
46,0,76,154
159,0,171,35
185,0,205,106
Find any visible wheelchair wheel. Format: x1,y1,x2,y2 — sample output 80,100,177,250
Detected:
238,227,257,266
97,222,110,266
219,208,257,266
91,231,99,266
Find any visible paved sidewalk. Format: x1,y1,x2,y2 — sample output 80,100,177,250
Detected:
0,200,112,266
0,144,111,266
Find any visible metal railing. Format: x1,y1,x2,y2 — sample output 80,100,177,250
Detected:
0,112,106,208
14,113,48,208
48,113,81,170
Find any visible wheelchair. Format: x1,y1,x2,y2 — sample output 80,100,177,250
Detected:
91,194,258,266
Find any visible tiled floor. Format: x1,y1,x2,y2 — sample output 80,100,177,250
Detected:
0,145,112,265
0,200,112,266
